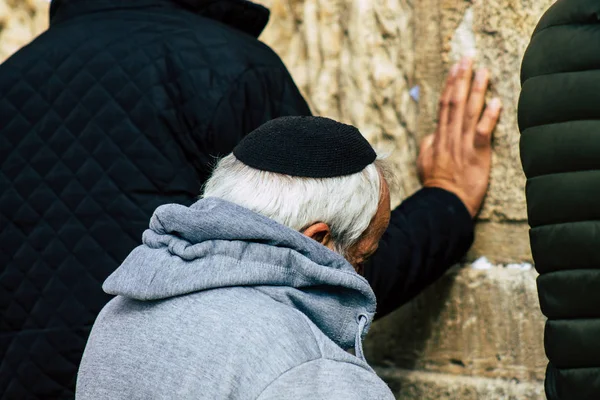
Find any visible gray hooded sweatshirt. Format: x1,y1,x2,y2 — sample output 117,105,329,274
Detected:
76,198,394,399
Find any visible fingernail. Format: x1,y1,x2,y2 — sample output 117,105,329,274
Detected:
489,98,502,110
450,63,459,77
460,56,472,70
475,68,488,83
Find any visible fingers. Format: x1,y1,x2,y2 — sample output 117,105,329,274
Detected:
446,57,474,156
435,64,460,148
474,98,502,149
463,68,489,142
435,56,501,153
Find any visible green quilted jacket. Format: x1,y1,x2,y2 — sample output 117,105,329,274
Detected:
519,0,600,399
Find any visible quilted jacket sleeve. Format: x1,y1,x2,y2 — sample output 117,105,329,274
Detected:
364,188,474,319
519,1,600,398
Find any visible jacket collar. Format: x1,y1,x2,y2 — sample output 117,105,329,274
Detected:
49,0,270,38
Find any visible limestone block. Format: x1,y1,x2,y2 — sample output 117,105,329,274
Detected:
378,369,544,400
466,222,532,264
257,0,420,207
364,266,547,381
0,0,49,62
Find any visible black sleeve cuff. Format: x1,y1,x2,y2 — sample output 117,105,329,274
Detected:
401,187,474,237
367,186,475,318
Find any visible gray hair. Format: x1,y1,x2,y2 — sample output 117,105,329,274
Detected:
202,154,392,256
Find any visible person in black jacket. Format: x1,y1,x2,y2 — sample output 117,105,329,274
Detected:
0,0,500,398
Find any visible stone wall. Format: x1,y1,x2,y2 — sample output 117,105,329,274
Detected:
0,0,48,62
256,0,551,398
1,0,553,398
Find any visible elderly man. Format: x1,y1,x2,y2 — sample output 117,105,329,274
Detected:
76,62,501,399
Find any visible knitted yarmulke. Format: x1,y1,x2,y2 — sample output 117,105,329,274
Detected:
233,116,376,178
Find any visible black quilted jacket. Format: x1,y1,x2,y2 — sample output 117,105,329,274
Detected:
0,0,310,398
520,0,600,398
0,0,474,398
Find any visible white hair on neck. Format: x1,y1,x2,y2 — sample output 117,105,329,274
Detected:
202,154,391,256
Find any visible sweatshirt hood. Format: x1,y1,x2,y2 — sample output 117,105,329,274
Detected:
103,198,377,350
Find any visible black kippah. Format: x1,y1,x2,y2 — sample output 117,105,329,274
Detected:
233,116,376,178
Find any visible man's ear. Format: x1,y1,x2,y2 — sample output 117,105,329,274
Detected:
302,222,334,250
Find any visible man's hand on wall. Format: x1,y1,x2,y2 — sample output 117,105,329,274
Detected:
417,56,502,218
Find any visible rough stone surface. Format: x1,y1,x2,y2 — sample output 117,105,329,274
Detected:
0,0,48,62
377,369,545,400
255,2,552,397
466,222,532,264
364,266,547,382
257,0,556,261
258,0,420,208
